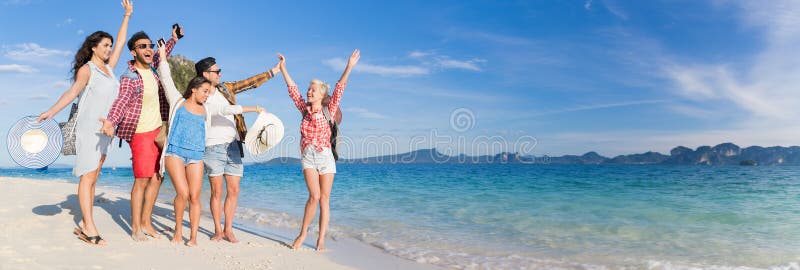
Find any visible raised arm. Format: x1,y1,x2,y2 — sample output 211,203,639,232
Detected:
156,41,181,104
108,0,133,69
36,65,90,122
277,53,295,87
278,53,306,113
225,61,281,95
338,49,360,84
328,49,360,114
152,24,180,67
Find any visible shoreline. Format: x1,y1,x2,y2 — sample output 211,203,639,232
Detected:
0,176,438,270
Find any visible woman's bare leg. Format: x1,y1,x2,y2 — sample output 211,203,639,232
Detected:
291,169,321,249
223,174,241,243
165,156,188,244
186,162,204,247
77,155,106,245
316,173,335,251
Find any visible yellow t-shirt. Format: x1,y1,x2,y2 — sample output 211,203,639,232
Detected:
135,68,162,133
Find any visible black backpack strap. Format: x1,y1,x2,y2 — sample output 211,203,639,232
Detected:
321,107,339,160
321,106,335,127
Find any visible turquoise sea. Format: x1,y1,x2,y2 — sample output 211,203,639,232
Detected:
2,164,800,269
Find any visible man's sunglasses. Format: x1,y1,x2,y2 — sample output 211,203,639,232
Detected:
134,43,156,50
206,69,222,74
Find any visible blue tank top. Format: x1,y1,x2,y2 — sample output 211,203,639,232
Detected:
167,105,205,160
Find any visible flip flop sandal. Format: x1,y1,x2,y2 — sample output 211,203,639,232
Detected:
74,227,105,245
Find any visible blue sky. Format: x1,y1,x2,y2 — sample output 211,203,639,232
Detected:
0,0,798,167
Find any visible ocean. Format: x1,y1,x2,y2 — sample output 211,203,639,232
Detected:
2,164,799,270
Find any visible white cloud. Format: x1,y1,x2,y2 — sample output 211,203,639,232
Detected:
436,58,485,71
667,104,726,120
604,1,629,20
325,50,485,76
662,1,800,120
323,58,430,77
0,64,36,73
3,43,71,61
531,99,669,116
584,0,592,11
416,50,486,71
77,30,84,35
409,51,433,58
28,93,51,100
343,107,387,119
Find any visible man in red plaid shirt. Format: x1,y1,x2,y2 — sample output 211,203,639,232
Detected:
101,26,182,242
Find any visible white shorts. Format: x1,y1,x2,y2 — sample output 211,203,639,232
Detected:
301,146,336,175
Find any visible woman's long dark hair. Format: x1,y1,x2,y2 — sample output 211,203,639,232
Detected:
184,76,211,99
71,31,113,81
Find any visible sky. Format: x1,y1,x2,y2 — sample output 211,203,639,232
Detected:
0,0,798,167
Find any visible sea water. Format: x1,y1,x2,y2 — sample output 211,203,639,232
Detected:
3,164,800,269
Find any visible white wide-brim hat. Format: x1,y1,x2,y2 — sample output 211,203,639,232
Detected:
245,112,284,156
7,116,63,169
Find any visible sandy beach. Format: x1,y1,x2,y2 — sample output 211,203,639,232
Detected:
0,176,437,270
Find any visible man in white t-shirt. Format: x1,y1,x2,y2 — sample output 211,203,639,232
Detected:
195,57,280,243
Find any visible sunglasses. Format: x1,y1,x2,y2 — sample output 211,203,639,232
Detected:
134,43,156,50
206,69,222,74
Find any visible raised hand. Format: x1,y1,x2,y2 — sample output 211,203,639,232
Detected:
122,0,133,16
276,53,295,86
277,53,286,71
339,49,360,83
347,49,360,68
172,24,184,40
157,39,166,56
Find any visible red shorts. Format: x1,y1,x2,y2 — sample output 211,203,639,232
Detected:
129,127,161,178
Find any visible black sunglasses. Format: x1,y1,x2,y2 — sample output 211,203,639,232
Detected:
134,43,156,49
206,69,222,74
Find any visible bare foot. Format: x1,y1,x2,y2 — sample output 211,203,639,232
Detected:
291,233,306,249
186,239,197,247
210,233,223,241
131,230,148,242
171,232,183,244
223,231,239,244
316,238,327,252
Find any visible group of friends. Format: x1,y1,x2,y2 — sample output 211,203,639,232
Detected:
36,1,359,250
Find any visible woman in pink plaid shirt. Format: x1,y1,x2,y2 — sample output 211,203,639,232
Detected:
277,50,360,251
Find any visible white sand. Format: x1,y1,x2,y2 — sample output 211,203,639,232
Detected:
0,176,359,270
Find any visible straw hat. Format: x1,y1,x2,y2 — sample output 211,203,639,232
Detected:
7,116,63,168
244,112,284,156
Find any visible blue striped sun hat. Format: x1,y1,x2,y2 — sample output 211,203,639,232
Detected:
6,116,63,169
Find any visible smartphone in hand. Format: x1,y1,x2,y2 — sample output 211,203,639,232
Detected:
157,38,166,47
172,23,183,39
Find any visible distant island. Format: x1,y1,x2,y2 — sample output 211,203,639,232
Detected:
258,143,800,166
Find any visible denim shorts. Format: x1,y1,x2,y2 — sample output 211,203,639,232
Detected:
204,141,243,177
301,146,336,174
164,152,203,165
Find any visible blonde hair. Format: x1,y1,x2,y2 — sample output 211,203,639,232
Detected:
310,79,331,105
